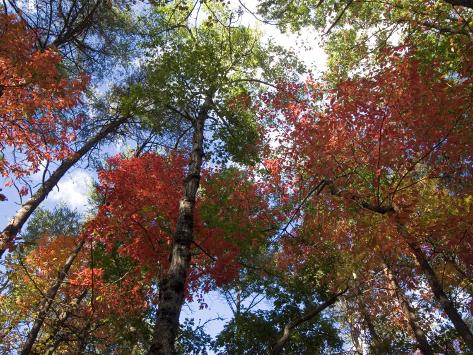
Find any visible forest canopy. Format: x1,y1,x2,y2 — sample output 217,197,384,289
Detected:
0,0,472,354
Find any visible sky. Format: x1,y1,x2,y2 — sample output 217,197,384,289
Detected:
0,0,329,351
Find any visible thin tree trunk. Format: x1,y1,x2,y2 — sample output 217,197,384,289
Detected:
148,98,211,355
384,264,434,355
44,289,88,355
357,297,383,354
235,285,242,354
345,299,364,355
341,192,473,351
271,289,346,355
0,115,127,258
76,319,93,354
405,238,473,350
20,238,86,355
349,313,364,355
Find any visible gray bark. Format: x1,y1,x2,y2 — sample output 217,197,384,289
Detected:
148,97,212,355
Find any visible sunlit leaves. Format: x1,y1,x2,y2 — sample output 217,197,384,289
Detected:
0,13,87,183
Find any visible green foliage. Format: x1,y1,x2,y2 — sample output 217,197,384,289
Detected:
213,311,277,354
213,298,342,354
258,0,473,81
213,264,343,354
123,2,284,164
176,318,212,355
199,168,262,246
23,205,83,243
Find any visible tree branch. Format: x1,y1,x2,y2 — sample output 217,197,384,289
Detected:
271,288,348,355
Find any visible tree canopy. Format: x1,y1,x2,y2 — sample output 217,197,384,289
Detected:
1,0,472,354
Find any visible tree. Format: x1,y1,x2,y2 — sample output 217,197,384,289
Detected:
258,0,473,82
0,113,129,257
1,206,87,353
1,205,152,353
0,12,87,181
127,4,286,352
2,0,140,75
261,45,473,349
88,150,273,353
2,1,473,352
213,274,344,355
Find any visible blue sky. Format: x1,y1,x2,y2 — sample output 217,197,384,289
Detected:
0,0,330,351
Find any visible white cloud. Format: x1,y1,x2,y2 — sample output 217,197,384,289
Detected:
48,170,94,211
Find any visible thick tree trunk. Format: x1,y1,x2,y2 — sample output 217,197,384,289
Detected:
0,116,127,258
384,264,434,355
404,238,473,350
20,238,85,355
271,289,346,355
148,100,210,355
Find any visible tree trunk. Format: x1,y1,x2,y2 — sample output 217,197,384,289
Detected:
44,289,88,355
148,99,210,355
349,196,473,351
76,319,93,354
405,239,473,350
271,289,346,355
344,300,363,355
357,297,383,354
0,115,127,258
233,284,243,354
20,238,85,355
384,264,434,355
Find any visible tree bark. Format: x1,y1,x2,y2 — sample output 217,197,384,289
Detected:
345,195,473,351
271,289,346,355
0,115,127,258
357,297,383,354
402,236,473,350
148,97,211,355
20,238,85,355
384,264,434,355
235,285,242,354
76,320,93,355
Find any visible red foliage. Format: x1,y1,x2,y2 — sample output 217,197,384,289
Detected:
0,13,87,181
88,153,271,302
69,267,147,318
90,153,185,271
262,47,473,210
25,234,148,319
259,45,473,292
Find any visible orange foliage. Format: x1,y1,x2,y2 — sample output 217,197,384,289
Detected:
88,153,271,302
0,13,87,181
259,45,473,303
